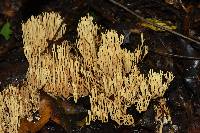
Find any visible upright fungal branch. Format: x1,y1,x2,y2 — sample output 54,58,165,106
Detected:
84,28,174,125
22,12,75,98
74,15,174,125
0,84,40,133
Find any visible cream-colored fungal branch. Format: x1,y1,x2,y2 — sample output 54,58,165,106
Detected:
0,84,39,133
22,12,66,59
0,11,174,133
22,12,77,99
77,15,99,69
75,15,174,125
154,98,172,133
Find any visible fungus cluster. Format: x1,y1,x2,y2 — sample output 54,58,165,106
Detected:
0,12,174,132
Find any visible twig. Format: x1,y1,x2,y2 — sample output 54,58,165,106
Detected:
149,50,200,60
108,0,200,46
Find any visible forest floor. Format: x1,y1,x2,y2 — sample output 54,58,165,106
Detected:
0,0,200,132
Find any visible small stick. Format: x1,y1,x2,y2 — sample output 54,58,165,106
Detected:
149,50,200,60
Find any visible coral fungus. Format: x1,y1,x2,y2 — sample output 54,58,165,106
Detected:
0,12,174,132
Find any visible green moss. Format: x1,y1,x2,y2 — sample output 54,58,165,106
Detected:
141,18,176,31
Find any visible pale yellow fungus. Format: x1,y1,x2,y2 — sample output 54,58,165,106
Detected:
0,12,174,132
